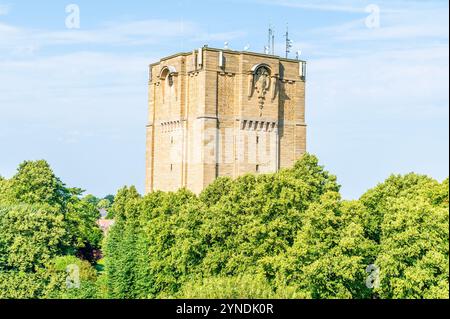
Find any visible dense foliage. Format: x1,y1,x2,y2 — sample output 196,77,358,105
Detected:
103,154,448,299
0,160,103,299
0,155,448,299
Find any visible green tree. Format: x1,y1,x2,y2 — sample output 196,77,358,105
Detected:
0,271,48,299
360,173,442,242
4,160,72,208
0,161,103,258
265,192,377,299
103,154,353,299
65,197,102,261
104,186,141,298
363,176,449,299
97,199,112,210
0,160,103,299
44,256,99,299
104,195,115,204
176,274,303,299
0,204,68,272
83,194,100,206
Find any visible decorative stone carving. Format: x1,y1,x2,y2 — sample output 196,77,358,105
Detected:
248,65,271,116
255,67,270,113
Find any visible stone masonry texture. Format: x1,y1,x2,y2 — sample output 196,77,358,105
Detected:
146,47,307,194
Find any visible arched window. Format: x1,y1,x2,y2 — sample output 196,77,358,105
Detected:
159,65,177,79
251,63,271,75
159,66,177,104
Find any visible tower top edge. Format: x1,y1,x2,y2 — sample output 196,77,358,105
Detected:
149,47,306,67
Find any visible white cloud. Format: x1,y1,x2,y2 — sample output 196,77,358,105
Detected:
308,45,449,118
311,7,449,42
38,19,199,46
249,0,448,14
0,18,247,57
0,22,19,34
252,0,368,13
250,0,448,45
305,44,448,198
0,51,150,124
0,4,9,15
0,48,150,193
0,20,189,55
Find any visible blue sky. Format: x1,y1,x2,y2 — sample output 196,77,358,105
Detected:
0,0,448,199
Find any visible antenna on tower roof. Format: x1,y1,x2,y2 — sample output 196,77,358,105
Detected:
272,31,275,55
267,24,275,55
285,24,293,58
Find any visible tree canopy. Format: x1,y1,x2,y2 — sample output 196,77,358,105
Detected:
103,154,448,299
0,155,447,299
0,160,103,299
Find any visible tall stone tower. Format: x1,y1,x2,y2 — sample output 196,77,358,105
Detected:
146,47,307,194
